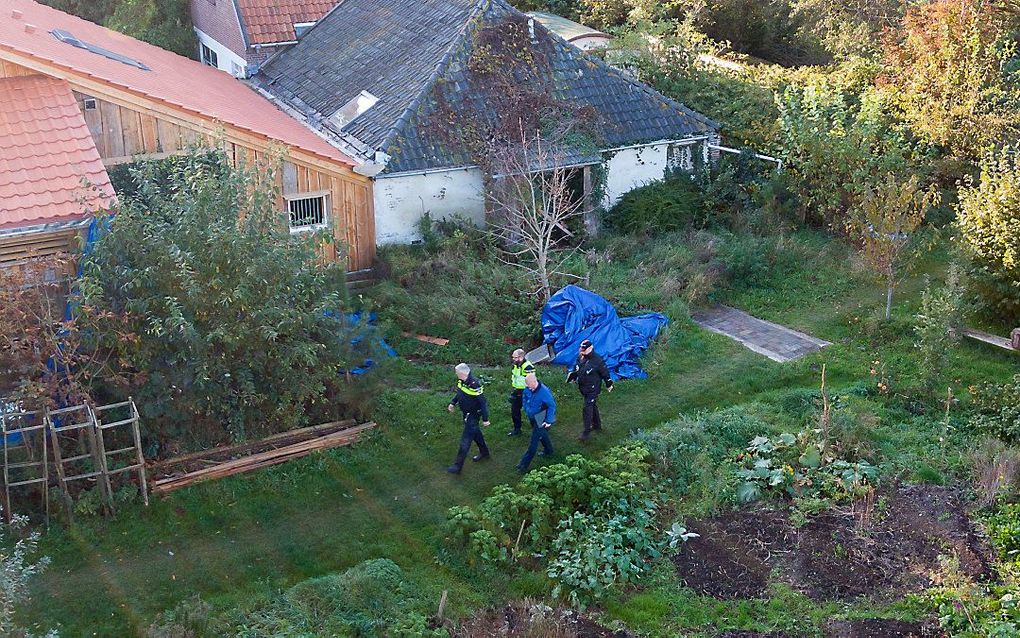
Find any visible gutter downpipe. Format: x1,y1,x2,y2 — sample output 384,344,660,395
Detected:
708,143,783,171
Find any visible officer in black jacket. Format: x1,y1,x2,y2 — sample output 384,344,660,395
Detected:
446,363,491,474
566,339,613,441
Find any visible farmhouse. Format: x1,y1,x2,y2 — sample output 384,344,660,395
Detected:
190,0,339,78
0,0,375,271
253,0,720,245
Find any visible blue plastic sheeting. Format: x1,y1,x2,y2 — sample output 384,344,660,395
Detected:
541,285,668,380
324,311,397,375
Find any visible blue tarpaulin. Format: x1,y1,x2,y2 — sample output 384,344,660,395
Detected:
541,285,668,380
325,311,397,375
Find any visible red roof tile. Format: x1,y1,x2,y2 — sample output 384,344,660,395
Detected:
0,75,114,231
237,0,338,45
1,1,355,168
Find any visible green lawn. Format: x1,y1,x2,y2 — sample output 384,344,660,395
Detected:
22,233,1018,636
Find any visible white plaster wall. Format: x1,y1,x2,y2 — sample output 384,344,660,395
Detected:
373,168,487,245
194,28,248,77
603,141,702,208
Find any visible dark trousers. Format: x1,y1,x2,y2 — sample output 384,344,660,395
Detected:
581,392,602,436
517,417,553,471
453,411,489,469
510,390,524,433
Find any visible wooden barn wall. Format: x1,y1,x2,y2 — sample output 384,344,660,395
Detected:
0,229,80,265
71,93,374,271
0,60,35,77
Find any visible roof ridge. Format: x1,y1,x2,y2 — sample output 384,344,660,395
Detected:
378,0,490,153
519,4,719,131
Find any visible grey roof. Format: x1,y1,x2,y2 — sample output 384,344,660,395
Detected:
254,0,718,174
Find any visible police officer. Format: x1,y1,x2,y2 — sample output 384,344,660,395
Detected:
447,363,491,474
515,373,556,473
566,339,613,441
507,348,536,437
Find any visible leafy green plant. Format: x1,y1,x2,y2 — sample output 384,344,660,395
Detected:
547,498,662,606
735,431,879,503
990,503,1020,562
606,176,707,233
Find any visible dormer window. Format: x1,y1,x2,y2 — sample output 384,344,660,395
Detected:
328,91,378,129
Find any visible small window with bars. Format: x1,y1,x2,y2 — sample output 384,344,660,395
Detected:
287,193,329,232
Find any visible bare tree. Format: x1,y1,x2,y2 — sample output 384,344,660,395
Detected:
486,126,587,302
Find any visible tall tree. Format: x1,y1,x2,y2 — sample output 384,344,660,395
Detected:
883,0,1020,161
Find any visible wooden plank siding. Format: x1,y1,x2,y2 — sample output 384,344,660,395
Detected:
1,59,374,271
0,228,80,265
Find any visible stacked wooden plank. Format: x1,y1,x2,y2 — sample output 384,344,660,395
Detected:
151,421,376,495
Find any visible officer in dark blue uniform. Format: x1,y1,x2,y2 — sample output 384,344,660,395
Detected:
566,339,613,441
447,363,491,474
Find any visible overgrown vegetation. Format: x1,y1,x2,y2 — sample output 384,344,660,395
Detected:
41,0,196,58
79,153,378,451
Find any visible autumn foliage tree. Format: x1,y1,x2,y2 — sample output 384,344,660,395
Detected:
883,0,1020,161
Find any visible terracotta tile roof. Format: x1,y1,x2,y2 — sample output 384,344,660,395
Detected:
0,75,113,231
236,0,338,45
0,0,355,168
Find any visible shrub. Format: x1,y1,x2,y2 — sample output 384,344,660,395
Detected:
956,148,1020,327
207,559,441,637
970,438,1020,508
448,445,662,603
0,514,51,636
605,176,706,233
912,267,964,395
547,500,662,605
970,375,1020,443
80,152,376,447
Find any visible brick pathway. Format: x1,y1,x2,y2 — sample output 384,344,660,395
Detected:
692,305,831,363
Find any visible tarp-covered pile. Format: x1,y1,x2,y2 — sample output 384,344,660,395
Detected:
541,285,668,380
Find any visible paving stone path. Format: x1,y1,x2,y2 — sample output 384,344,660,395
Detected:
692,305,831,363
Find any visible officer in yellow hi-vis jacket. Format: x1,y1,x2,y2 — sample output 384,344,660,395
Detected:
507,348,537,437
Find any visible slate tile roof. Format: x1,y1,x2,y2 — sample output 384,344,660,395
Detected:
236,0,337,46
255,0,718,174
0,75,114,231
1,0,355,167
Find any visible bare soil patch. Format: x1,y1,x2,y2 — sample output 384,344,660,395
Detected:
675,485,992,602
672,506,792,598
824,619,934,637
456,600,634,638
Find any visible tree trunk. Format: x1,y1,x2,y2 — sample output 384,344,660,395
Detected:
582,166,598,237
885,280,894,320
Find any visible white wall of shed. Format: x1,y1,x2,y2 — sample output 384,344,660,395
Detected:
603,140,701,208
373,168,487,245
194,28,248,77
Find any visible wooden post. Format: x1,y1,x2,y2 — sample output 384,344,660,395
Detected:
130,399,149,507
89,404,115,515
582,165,599,237
46,408,74,520
1,413,11,524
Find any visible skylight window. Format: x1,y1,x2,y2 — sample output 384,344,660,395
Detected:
51,29,151,71
328,91,379,129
